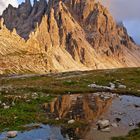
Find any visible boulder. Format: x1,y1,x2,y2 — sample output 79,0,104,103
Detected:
7,131,18,138
97,120,110,129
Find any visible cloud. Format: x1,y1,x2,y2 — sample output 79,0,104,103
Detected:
101,0,140,44
0,0,18,15
102,0,139,21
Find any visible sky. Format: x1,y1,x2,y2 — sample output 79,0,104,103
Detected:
102,0,140,44
0,0,139,44
0,0,18,14
18,0,33,4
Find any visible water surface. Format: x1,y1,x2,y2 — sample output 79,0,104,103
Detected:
0,93,140,140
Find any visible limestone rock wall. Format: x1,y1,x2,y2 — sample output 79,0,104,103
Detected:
0,0,140,74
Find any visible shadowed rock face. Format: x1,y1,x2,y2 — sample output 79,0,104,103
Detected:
0,0,140,74
2,0,47,39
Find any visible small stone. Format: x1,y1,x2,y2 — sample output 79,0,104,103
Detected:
111,123,118,127
103,96,111,100
7,131,18,138
5,90,8,93
2,103,6,106
118,84,126,89
129,122,134,126
109,82,115,90
14,116,18,119
26,100,30,102
4,105,10,109
97,120,110,129
101,127,111,132
33,92,38,96
68,119,75,124
46,94,50,97
55,117,59,121
12,102,15,106
118,112,125,115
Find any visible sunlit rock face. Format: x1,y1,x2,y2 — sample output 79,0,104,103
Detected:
0,0,140,74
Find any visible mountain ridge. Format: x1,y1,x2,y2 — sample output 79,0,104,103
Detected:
0,0,140,74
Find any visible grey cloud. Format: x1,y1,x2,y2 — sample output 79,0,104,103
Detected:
0,0,18,15
102,0,139,21
101,0,140,44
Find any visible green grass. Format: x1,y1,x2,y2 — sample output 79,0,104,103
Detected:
0,96,54,131
1,67,140,96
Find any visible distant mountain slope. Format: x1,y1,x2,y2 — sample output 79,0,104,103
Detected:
0,0,140,74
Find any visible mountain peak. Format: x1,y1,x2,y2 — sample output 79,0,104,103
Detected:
0,0,140,74
1,0,47,39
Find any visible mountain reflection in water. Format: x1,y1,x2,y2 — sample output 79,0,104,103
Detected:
43,93,113,121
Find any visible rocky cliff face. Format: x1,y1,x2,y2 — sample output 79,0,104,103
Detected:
2,0,47,39
0,0,140,74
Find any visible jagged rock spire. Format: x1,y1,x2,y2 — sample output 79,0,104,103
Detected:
1,0,47,39
0,18,4,29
